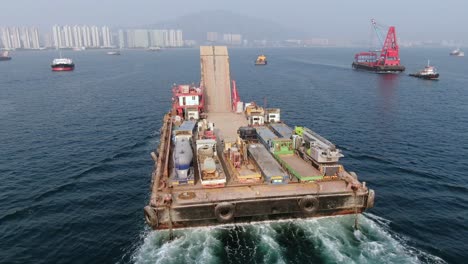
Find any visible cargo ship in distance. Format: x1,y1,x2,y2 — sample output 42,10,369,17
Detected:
352,19,405,73
51,58,74,71
144,46,374,231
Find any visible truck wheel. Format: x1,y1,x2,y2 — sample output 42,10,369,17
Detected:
144,206,159,228
215,202,235,222
299,196,319,215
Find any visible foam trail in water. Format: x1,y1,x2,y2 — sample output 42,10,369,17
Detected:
284,57,350,70
133,228,224,264
132,214,446,264
293,214,446,264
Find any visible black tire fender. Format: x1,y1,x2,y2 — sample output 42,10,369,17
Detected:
298,196,319,215
214,202,235,222
366,189,375,209
144,206,158,228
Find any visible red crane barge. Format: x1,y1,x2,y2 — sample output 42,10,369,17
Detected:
352,19,405,73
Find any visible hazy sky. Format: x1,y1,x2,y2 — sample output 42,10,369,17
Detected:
1,0,467,42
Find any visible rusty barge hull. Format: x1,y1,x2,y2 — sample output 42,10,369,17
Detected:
146,111,374,230
151,185,370,230
144,46,375,230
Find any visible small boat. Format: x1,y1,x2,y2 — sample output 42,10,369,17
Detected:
255,54,267,65
51,58,75,71
107,50,120,55
409,60,439,80
0,51,12,61
449,48,464,57
147,47,161,52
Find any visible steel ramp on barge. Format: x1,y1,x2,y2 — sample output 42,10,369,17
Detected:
200,46,232,113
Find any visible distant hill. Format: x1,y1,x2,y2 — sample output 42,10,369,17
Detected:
144,10,304,41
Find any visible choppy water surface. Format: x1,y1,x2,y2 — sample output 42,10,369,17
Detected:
134,215,445,264
0,48,466,264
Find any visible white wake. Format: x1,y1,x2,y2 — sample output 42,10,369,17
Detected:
132,214,446,264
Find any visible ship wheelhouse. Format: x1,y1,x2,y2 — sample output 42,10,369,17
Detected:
172,84,204,120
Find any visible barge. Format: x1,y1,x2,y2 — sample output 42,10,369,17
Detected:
352,19,405,73
144,46,375,230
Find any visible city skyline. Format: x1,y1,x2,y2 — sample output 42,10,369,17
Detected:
0,20,466,50
0,25,186,50
1,1,467,42
1,27,41,50
52,25,113,49
123,29,184,49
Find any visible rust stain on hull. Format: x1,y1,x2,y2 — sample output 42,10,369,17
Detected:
154,209,366,231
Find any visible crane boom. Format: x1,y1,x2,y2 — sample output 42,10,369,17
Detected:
371,18,384,47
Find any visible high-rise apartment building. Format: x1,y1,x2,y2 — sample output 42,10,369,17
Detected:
118,28,183,49
176,30,183,47
73,25,83,48
42,33,53,48
9,27,21,49
126,30,135,48
1,27,41,49
20,27,31,49
101,26,111,47
52,25,62,48
230,34,242,45
118,30,126,49
82,26,91,47
149,30,165,47
133,29,149,48
52,25,112,48
63,25,73,47
30,28,40,49
207,32,218,42
0,28,12,49
223,33,242,45
168,29,177,47
161,30,169,47
91,26,100,47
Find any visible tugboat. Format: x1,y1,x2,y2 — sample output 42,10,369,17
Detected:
409,60,439,80
0,51,12,61
255,54,267,65
51,58,74,71
449,48,464,57
352,19,405,73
